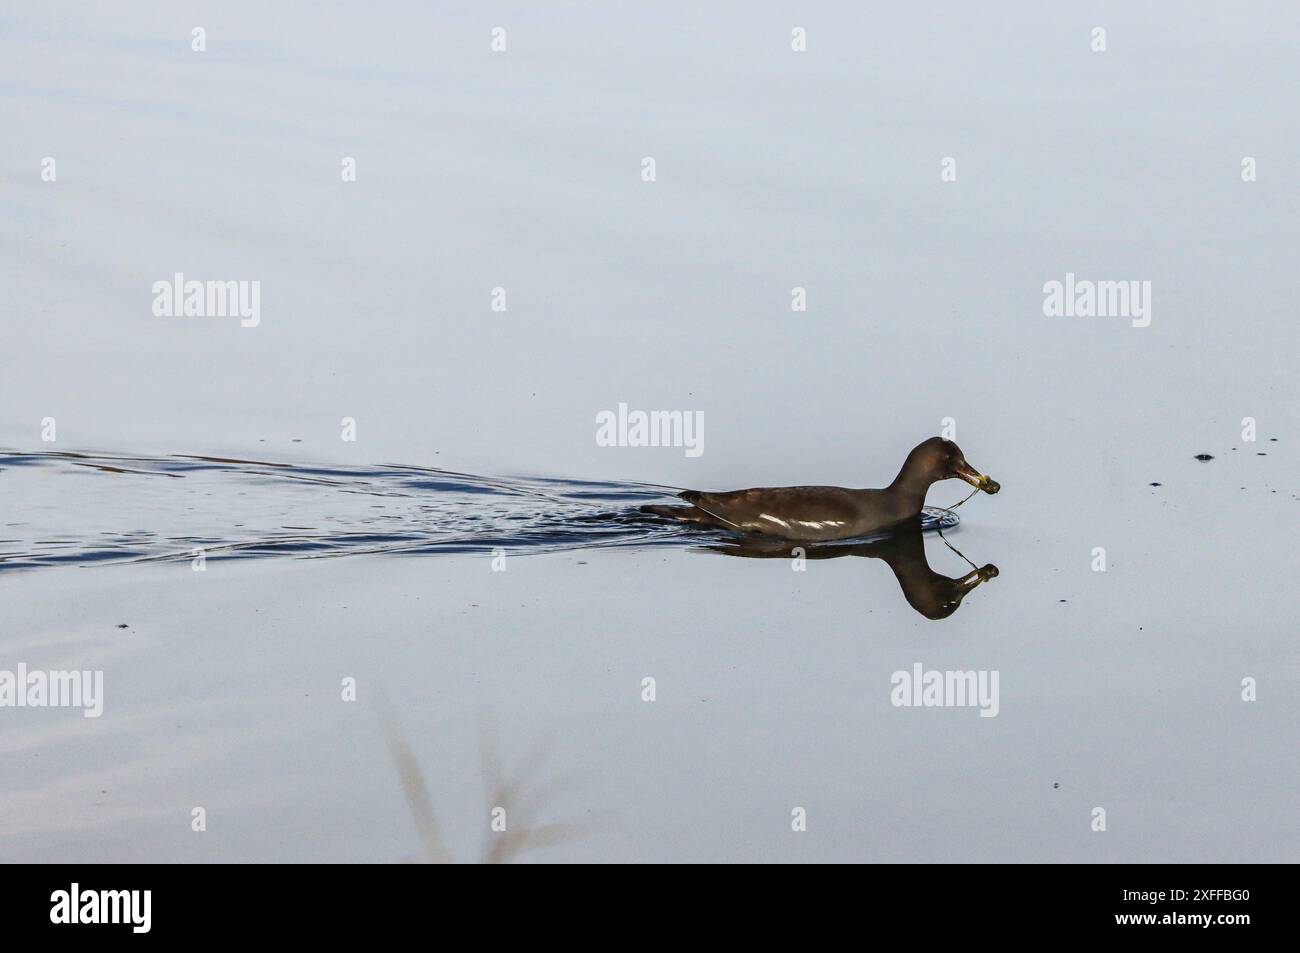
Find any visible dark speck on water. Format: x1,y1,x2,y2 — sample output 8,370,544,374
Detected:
1149,482,1162,487
1194,454,1214,461
115,623,128,629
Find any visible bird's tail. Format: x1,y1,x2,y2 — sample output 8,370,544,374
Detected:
639,503,712,524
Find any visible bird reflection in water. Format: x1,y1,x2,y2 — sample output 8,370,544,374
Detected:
702,521,998,620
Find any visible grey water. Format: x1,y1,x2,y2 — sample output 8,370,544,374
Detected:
3,2,1296,864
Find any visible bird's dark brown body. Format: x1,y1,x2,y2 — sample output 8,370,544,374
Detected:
641,437,998,542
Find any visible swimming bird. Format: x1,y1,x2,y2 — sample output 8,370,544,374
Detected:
640,436,999,542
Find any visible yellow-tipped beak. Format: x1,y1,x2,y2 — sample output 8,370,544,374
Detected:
955,462,1000,494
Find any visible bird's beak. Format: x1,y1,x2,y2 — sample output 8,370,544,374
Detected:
954,460,1000,494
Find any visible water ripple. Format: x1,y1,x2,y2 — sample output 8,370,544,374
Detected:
0,449,958,571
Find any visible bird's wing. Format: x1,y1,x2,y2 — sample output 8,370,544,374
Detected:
681,486,862,534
